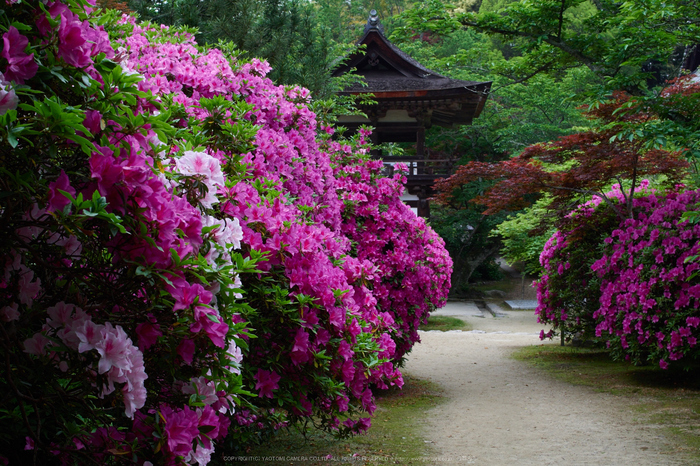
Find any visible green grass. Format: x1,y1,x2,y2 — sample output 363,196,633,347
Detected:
513,344,700,460
224,375,444,465
419,315,471,332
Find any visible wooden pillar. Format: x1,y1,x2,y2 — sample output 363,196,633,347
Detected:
416,126,425,182
417,188,430,218
416,127,425,158
369,129,381,158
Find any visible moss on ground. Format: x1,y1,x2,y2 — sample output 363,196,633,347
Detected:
513,344,700,461
419,315,471,332
221,375,444,465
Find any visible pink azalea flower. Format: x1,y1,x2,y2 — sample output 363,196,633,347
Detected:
57,12,92,68
191,305,228,348
75,319,101,353
176,151,225,185
170,282,211,312
290,328,310,365
160,405,199,457
135,321,162,351
195,406,220,448
292,396,312,416
378,333,396,358
225,340,243,375
0,303,19,322
338,340,355,361
123,384,147,419
182,376,219,406
1,27,37,83
356,417,371,432
88,146,123,197
58,233,86,260
46,170,75,213
93,323,133,375
174,150,225,208
48,303,91,352
187,444,214,466
212,389,235,415
23,332,51,356
82,109,102,135
84,24,114,59
254,369,281,398
687,317,700,328
341,360,355,382
17,265,41,306
177,339,195,365
202,214,243,250
47,302,78,328
336,394,349,412
0,73,17,114
36,2,71,36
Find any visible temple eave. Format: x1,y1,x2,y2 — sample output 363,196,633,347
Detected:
332,9,493,217
340,82,491,96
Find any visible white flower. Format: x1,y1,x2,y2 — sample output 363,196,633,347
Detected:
225,340,243,375
175,151,225,208
0,74,18,115
202,215,243,250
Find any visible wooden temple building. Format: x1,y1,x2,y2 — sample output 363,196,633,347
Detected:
333,10,492,217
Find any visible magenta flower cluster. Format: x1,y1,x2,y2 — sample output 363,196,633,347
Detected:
591,189,700,368
331,146,452,360
536,182,700,368
0,1,452,464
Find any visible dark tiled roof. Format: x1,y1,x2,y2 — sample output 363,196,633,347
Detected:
333,11,491,126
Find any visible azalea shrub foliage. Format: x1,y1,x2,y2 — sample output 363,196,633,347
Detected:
536,182,700,369
0,1,451,464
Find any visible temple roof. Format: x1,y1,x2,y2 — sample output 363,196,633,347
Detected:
333,10,491,127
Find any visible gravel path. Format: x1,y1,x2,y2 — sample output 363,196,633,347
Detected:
404,302,688,465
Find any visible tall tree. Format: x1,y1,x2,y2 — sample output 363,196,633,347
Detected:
460,0,699,91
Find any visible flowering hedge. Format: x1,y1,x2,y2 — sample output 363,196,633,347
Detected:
535,186,628,342
0,1,451,464
536,183,700,369
592,189,700,368
331,142,453,361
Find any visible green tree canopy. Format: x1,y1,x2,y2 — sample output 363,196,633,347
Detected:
128,0,355,97
461,0,699,92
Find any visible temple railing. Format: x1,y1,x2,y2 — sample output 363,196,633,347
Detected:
380,157,457,178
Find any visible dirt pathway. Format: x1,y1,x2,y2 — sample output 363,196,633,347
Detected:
404,302,688,465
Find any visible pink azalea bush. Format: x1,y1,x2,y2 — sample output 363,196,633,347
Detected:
592,189,700,367
0,1,451,464
535,185,630,342
537,182,700,368
331,143,452,360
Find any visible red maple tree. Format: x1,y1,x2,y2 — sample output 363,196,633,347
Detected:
95,0,132,13
434,91,691,219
